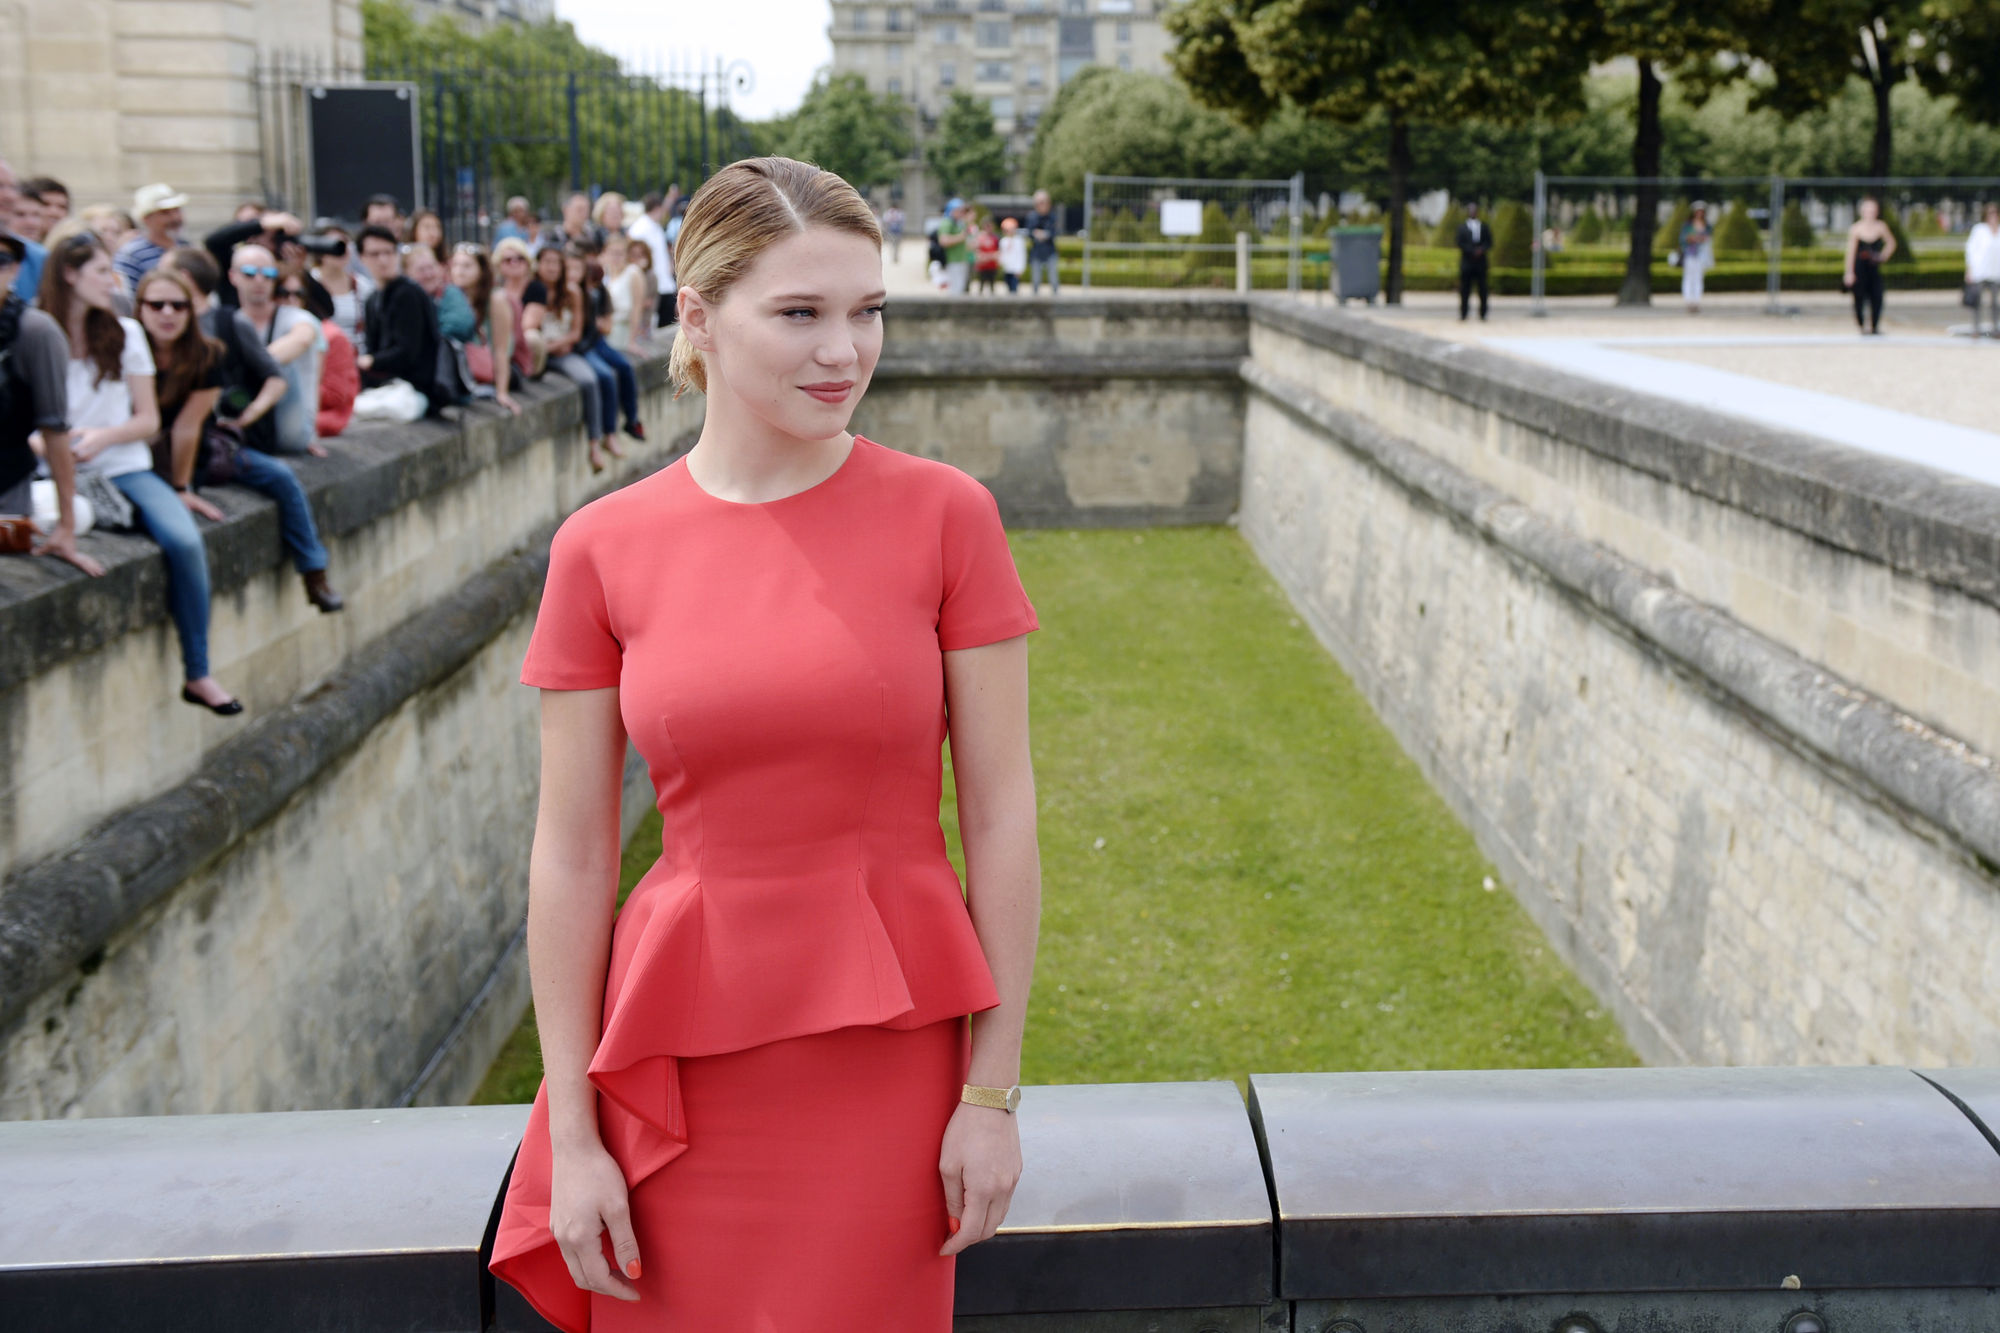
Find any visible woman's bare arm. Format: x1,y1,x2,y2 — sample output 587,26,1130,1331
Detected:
938,633,1039,1257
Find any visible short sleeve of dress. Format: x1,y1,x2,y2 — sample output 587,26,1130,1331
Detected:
521,516,624,689
937,472,1038,651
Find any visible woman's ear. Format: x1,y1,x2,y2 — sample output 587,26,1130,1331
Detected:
678,287,710,352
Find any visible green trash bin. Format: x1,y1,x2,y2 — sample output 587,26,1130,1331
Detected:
1332,226,1383,304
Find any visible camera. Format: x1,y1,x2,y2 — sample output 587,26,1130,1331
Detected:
297,234,347,259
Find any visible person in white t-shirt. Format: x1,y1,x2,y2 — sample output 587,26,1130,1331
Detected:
997,217,1027,295
627,191,674,326
1967,202,2000,338
43,232,241,713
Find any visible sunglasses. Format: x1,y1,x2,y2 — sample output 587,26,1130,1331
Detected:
278,287,306,300
499,253,527,263
238,264,278,279
141,298,191,312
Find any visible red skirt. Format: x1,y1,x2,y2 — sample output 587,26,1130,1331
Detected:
573,1014,970,1332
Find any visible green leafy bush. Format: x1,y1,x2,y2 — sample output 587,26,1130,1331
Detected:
1431,202,1465,249
1572,208,1604,244
1714,201,1761,255
1780,201,1814,249
1654,200,1691,256
1492,200,1532,268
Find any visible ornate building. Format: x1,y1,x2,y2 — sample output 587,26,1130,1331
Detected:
827,0,1174,215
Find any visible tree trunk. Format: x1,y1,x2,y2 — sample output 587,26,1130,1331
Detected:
1385,116,1410,305
1870,71,1893,179
1618,61,1663,307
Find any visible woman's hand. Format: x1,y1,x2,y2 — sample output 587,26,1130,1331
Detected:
496,388,521,415
938,1102,1021,1257
32,526,105,577
70,430,107,463
181,489,225,522
550,1139,643,1301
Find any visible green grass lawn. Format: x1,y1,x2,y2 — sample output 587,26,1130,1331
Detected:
473,527,1635,1105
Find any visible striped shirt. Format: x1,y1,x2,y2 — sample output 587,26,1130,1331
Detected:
113,234,171,288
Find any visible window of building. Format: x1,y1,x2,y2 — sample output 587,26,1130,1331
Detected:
887,7,906,29
1025,61,1045,86
1116,51,1131,70
887,75,903,95
1020,21,1048,42
887,43,903,64
1116,20,1131,41
991,96,1014,123
1058,53,1091,82
1023,99,1044,126
939,61,957,86
1100,0,1135,10
851,7,868,31
1058,16,1094,50
936,22,959,42
977,60,1013,81
1061,0,1086,13
1022,0,1047,9
977,20,1011,46
979,0,1006,9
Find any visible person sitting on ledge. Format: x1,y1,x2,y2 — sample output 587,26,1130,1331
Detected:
0,230,99,575
155,247,344,616
230,242,326,457
355,225,445,415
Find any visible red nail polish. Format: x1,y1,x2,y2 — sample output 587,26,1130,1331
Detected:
947,1216,960,1235
625,1259,642,1279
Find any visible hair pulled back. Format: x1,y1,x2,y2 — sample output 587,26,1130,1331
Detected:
668,156,882,399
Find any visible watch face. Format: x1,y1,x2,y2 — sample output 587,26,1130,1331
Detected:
1006,1086,1021,1112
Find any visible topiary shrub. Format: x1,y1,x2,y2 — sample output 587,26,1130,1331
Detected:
1714,201,1761,255
1881,204,1915,264
1780,200,1814,249
1492,199,1532,268
1572,207,1604,244
1431,202,1465,249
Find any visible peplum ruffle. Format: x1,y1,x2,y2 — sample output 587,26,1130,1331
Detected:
488,863,1001,1333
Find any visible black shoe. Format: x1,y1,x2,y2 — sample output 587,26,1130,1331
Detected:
182,685,244,716
303,569,345,614
622,420,646,442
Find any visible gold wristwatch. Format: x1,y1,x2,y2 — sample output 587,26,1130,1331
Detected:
961,1083,1022,1113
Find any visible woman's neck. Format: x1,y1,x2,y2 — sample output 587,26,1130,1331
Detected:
66,304,93,352
687,391,854,504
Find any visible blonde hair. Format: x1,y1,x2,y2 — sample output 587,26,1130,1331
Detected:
593,191,627,232
668,157,883,399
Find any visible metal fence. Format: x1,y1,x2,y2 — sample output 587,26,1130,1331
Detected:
257,50,756,242
1531,172,2000,315
1082,173,1306,293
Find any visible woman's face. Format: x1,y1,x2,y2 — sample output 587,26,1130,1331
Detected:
1860,198,1880,221
449,251,480,289
499,248,530,283
68,250,118,311
537,250,563,285
564,254,585,286
628,243,650,271
602,242,624,271
685,225,886,443
415,215,444,247
136,276,190,343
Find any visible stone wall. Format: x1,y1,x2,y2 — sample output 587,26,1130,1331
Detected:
0,359,689,1117
1241,303,2000,1067
0,1,359,225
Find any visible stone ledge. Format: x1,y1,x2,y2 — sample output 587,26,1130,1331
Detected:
1249,297,2000,609
873,351,1245,381
1243,357,2000,877
0,526,560,1034
0,352,670,695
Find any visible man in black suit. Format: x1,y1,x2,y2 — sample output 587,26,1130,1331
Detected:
1456,202,1490,322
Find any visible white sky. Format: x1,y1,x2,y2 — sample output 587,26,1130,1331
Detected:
554,0,832,122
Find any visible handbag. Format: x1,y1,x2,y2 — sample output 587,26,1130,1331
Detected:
75,470,136,531
196,418,249,487
464,339,496,384
0,516,33,554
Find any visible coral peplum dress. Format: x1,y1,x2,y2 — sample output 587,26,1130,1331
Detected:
489,436,1038,1332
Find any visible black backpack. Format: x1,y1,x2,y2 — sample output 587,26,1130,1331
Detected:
0,293,25,436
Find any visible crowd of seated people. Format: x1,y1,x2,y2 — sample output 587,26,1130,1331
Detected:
0,156,677,712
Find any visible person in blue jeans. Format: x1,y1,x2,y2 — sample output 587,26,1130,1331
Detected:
569,247,645,443
43,233,244,713
150,250,345,616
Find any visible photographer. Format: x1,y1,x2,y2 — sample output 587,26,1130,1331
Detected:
202,209,339,311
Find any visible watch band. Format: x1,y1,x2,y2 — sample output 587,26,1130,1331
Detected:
961,1083,1021,1113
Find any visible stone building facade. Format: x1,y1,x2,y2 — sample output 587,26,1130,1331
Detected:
406,0,554,30
0,1,360,227
828,0,1174,213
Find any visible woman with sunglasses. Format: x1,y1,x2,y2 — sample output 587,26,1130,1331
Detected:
137,269,227,526
527,245,614,473
47,234,243,714
310,228,368,355
494,238,546,379
449,244,520,415
230,246,326,458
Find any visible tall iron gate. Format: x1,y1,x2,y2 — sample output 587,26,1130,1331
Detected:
257,51,756,240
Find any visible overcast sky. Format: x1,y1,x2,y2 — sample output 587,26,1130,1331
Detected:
554,0,831,122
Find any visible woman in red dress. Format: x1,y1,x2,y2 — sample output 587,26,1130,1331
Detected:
489,157,1043,1331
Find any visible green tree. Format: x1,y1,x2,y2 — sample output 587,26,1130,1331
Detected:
1921,0,2000,129
1572,207,1604,243
929,91,1010,197
1492,200,1533,268
1597,2,1761,304
1165,0,1598,303
1653,199,1691,256
779,73,912,191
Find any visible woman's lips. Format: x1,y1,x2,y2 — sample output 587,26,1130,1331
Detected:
801,382,854,403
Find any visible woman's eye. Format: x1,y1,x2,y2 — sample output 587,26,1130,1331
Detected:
857,305,885,319
782,308,816,320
